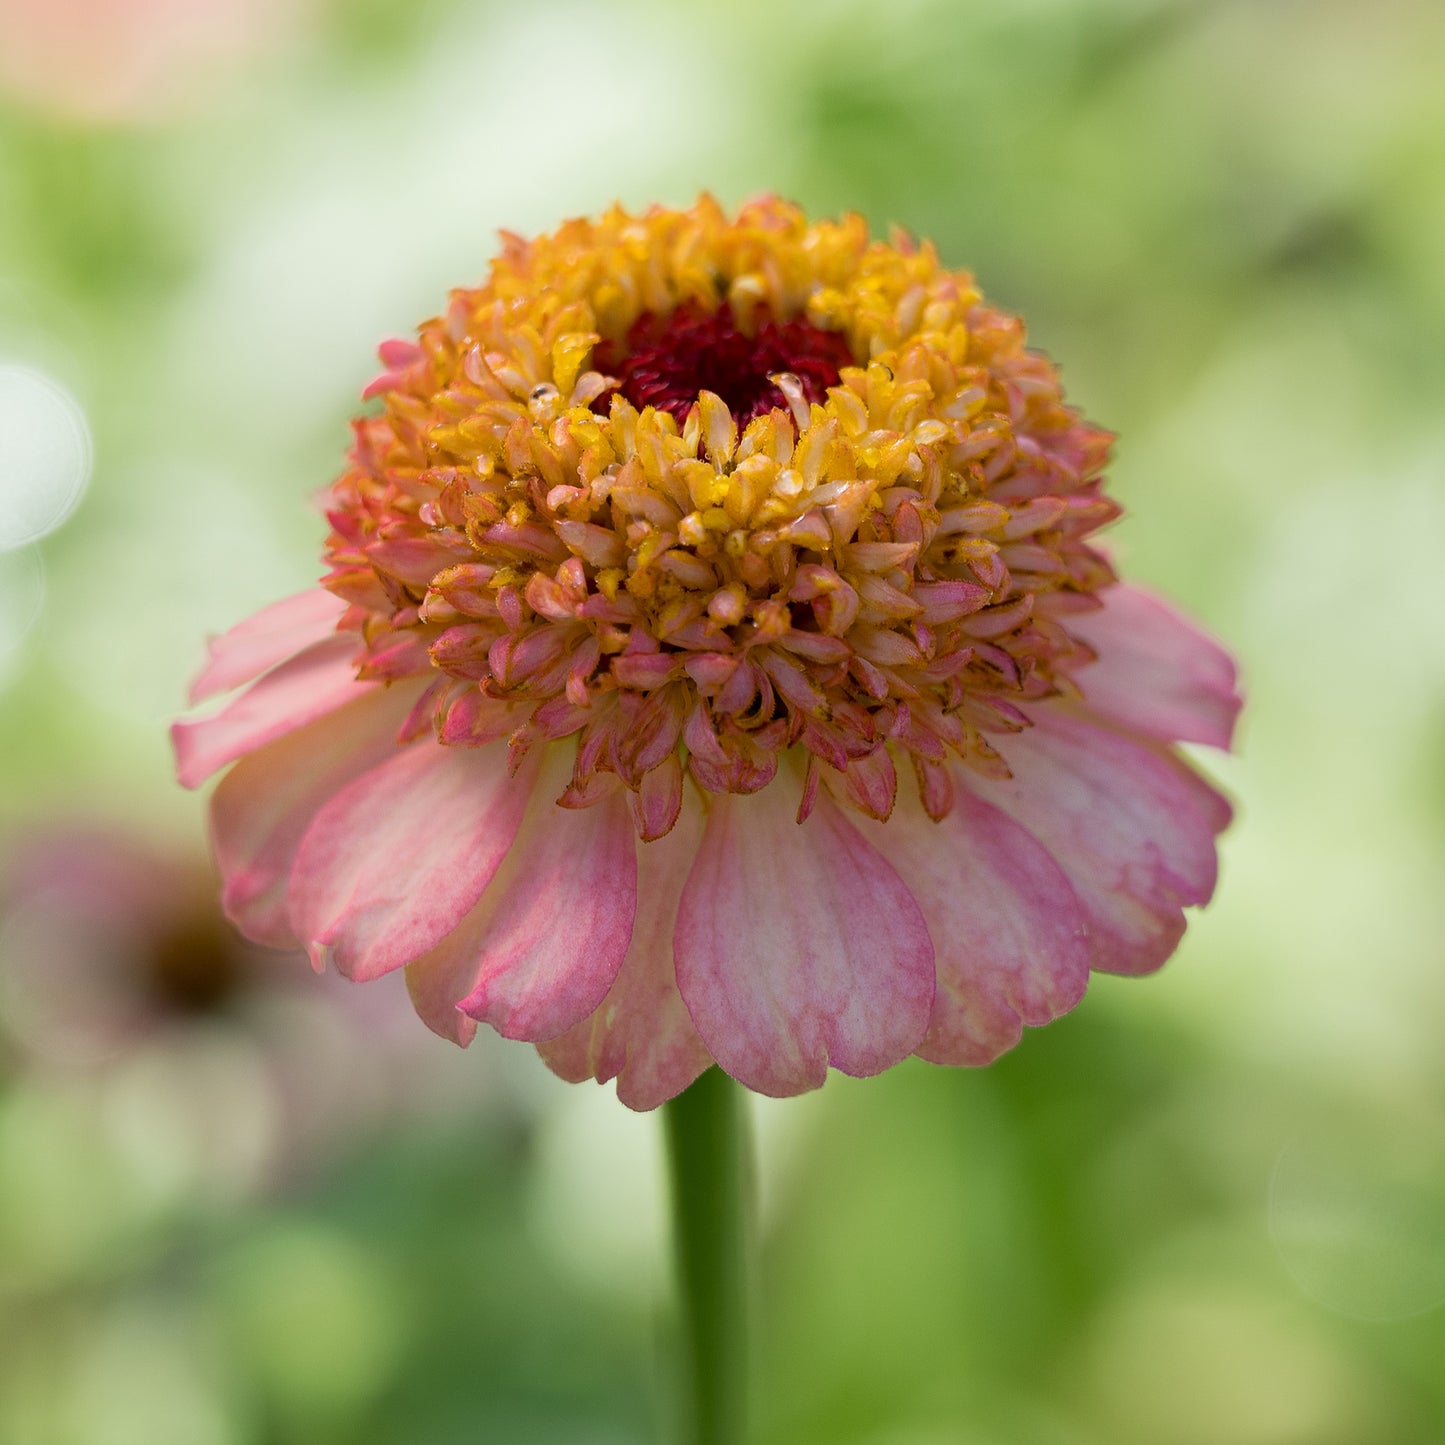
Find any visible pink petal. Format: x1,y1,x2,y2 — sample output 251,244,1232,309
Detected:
286,740,537,981
1068,583,1242,750
630,754,684,841
188,589,347,705
1167,743,1236,836
972,706,1229,976
851,779,1089,1066
172,633,371,789
405,960,480,1048
210,684,423,948
537,796,713,1110
403,755,637,1044
674,780,935,1096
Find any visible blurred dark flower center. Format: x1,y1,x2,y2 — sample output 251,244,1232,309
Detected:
142,904,245,1015
595,303,853,428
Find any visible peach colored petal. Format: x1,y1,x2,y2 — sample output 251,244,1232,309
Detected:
209,684,422,948
188,589,348,705
172,633,370,789
536,797,712,1110
971,706,1228,976
1069,584,1242,749
402,754,637,1044
674,781,935,1096
286,741,538,982
851,778,1090,1066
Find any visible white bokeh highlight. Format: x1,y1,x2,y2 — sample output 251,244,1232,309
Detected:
0,363,92,551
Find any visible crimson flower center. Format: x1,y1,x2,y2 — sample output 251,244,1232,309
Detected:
597,303,854,427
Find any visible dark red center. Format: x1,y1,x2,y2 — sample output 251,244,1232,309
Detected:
595,303,854,428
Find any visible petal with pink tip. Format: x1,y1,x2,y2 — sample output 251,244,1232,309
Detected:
537,798,712,1110
404,755,637,1045
852,779,1089,1065
1068,584,1242,749
674,782,935,1096
972,707,1229,976
287,740,537,981
188,589,348,705
209,684,423,949
172,633,370,789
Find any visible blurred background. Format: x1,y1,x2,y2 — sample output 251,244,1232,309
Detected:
2,0,1444,1439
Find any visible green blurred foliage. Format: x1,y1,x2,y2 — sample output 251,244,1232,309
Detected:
2,0,1444,1439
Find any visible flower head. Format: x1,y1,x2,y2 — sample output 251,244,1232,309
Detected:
173,196,1241,1108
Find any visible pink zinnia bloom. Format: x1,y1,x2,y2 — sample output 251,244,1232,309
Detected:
173,197,1241,1110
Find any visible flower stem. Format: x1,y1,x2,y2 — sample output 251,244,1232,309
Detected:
662,1066,752,1445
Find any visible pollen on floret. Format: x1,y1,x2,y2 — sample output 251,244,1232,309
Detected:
327,195,1120,840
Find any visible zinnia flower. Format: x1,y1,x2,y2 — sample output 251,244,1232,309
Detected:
173,196,1240,1110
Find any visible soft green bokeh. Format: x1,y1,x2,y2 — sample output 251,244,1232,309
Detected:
2,0,1443,1439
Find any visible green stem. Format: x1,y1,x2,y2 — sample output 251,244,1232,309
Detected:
662,1066,752,1445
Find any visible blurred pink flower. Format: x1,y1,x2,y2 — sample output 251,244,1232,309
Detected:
174,198,1241,1109
0,825,292,1060
0,823,472,1179
0,0,303,124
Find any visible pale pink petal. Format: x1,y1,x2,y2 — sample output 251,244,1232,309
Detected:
188,589,347,704
403,751,637,1044
1167,743,1236,835
286,741,538,982
972,706,1229,976
172,633,371,789
1069,583,1242,749
852,778,1089,1065
674,781,935,1096
209,685,422,948
405,931,480,1048
537,796,712,1110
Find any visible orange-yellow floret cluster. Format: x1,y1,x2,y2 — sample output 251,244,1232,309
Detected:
320,195,1120,840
